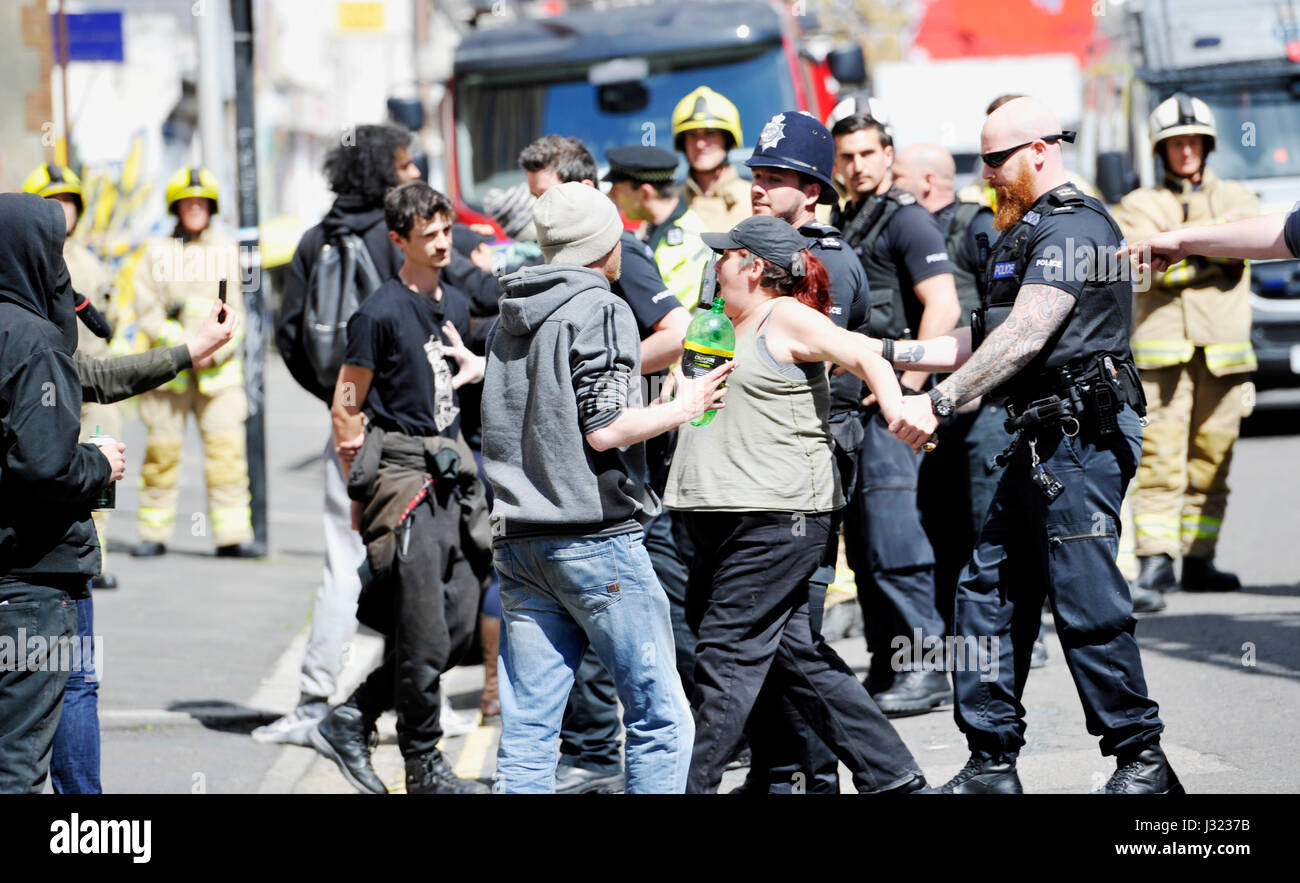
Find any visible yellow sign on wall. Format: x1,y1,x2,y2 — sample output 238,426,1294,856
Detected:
337,1,385,32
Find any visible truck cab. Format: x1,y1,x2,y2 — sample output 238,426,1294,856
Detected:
1082,0,1300,391
441,0,837,227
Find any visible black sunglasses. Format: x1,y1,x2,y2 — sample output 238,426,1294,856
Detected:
981,131,1077,169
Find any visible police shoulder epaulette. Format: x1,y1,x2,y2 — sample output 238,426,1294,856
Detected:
818,236,842,250
893,190,917,206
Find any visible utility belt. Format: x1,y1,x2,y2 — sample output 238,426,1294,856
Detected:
990,354,1146,503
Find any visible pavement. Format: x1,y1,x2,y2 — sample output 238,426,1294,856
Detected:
83,359,1300,794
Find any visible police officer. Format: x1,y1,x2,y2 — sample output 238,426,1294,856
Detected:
887,97,1181,793
131,167,261,558
672,86,751,232
738,110,873,793
23,164,122,589
1113,95,1259,596
604,145,712,309
830,112,962,715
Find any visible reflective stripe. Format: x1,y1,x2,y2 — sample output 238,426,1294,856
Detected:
138,507,175,528
1132,339,1194,369
1204,342,1257,374
1161,259,1197,287
196,357,244,394
1181,515,1222,538
1135,513,1180,540
211,507,252,534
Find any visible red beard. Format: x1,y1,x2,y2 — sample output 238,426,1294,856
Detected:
993,164,1039,231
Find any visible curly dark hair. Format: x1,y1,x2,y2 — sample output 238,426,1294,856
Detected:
323,124,413,206
384,181,454,238
518,135,598,184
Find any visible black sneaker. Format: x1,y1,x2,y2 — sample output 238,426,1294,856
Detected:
308,705,387,794
91,572,119,590
1136,554,1178,593
131,541,166,558
554,761,625,794
923,755,1024,794
872,670,953,717
216,541,266,559
1098,743,1185,794
405,749,490,795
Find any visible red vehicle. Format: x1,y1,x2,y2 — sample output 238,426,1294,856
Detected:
440,0,847,231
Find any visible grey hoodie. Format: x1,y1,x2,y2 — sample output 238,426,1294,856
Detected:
482,263,658,539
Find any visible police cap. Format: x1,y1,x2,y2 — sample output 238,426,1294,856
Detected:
602,146,680,185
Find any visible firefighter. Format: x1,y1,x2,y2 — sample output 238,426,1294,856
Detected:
130,167,261,558
1113,94,1258,594
603,145,712,309
671,86,751,232
23,164,122,588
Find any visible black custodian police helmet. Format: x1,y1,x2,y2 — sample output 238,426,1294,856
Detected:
744,111,838,205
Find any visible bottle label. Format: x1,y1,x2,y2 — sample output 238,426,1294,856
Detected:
682,341,732,379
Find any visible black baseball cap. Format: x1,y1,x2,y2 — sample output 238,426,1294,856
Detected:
701,215,811,274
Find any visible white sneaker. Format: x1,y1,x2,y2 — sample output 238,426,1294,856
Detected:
252,701,330,745
440,696,478,738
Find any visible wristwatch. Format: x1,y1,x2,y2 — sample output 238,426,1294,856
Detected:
927,387,955,418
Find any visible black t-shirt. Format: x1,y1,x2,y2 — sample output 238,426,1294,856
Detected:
613,230,678,339
877,203,953,332
1285,203,1300,258
801,221,872,417
343,277,472,439
957,205,997,273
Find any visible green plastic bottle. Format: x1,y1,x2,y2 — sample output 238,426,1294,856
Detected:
681,297,735,427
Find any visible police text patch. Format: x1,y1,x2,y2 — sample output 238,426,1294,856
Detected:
992,261,1017,279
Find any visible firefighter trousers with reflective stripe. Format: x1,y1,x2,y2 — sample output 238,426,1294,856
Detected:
137,384,253,546
1133,348,1246,559
953,406,1164,760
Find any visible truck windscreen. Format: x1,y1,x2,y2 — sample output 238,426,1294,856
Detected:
455,45,797,209
1195,85,1300,181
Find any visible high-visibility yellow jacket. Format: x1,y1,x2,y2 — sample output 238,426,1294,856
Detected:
65,239,117,361
644,203,712,311
683,165,752,233
132,228,245,394
1113,168,1259,375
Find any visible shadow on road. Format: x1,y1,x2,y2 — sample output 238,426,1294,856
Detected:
1133,604,1300,683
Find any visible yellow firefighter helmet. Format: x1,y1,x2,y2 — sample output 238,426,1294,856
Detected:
165,166,220,214
671,86,744,151
22,164,84,215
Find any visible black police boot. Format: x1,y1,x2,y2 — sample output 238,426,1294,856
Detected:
131,541,166,558
1136,554,1178,593
405,749,490,795
216,541,266,559
923,755,1024,794
1098,743,1185,794
308,701,387,794
872,670,953,717
864,772,928,795
1180,557,1241,592
91,572,119,590
1131,583,1167,614
554,759,625,794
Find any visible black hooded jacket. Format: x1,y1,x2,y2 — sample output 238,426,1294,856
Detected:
0,194,112,587
277,194,404,404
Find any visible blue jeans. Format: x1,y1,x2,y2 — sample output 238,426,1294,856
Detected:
52,594,100,793
494,531,693,794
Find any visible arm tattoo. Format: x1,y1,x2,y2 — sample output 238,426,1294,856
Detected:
937,284,1075,406
895,342,927,364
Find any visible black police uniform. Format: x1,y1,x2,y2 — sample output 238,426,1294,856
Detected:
833,189,951,697
917,201,1012,630
954,183,1164,762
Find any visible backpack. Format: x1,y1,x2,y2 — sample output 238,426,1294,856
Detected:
303,232,383,391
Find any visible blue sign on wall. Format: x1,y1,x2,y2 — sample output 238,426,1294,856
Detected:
51,11,125,63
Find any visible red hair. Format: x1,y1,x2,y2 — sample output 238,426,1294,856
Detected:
792,251,832,317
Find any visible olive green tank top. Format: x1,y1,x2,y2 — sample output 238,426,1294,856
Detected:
665,302,843,512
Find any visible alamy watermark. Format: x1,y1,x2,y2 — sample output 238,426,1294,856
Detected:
889,628,999,683
0,629,101,680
